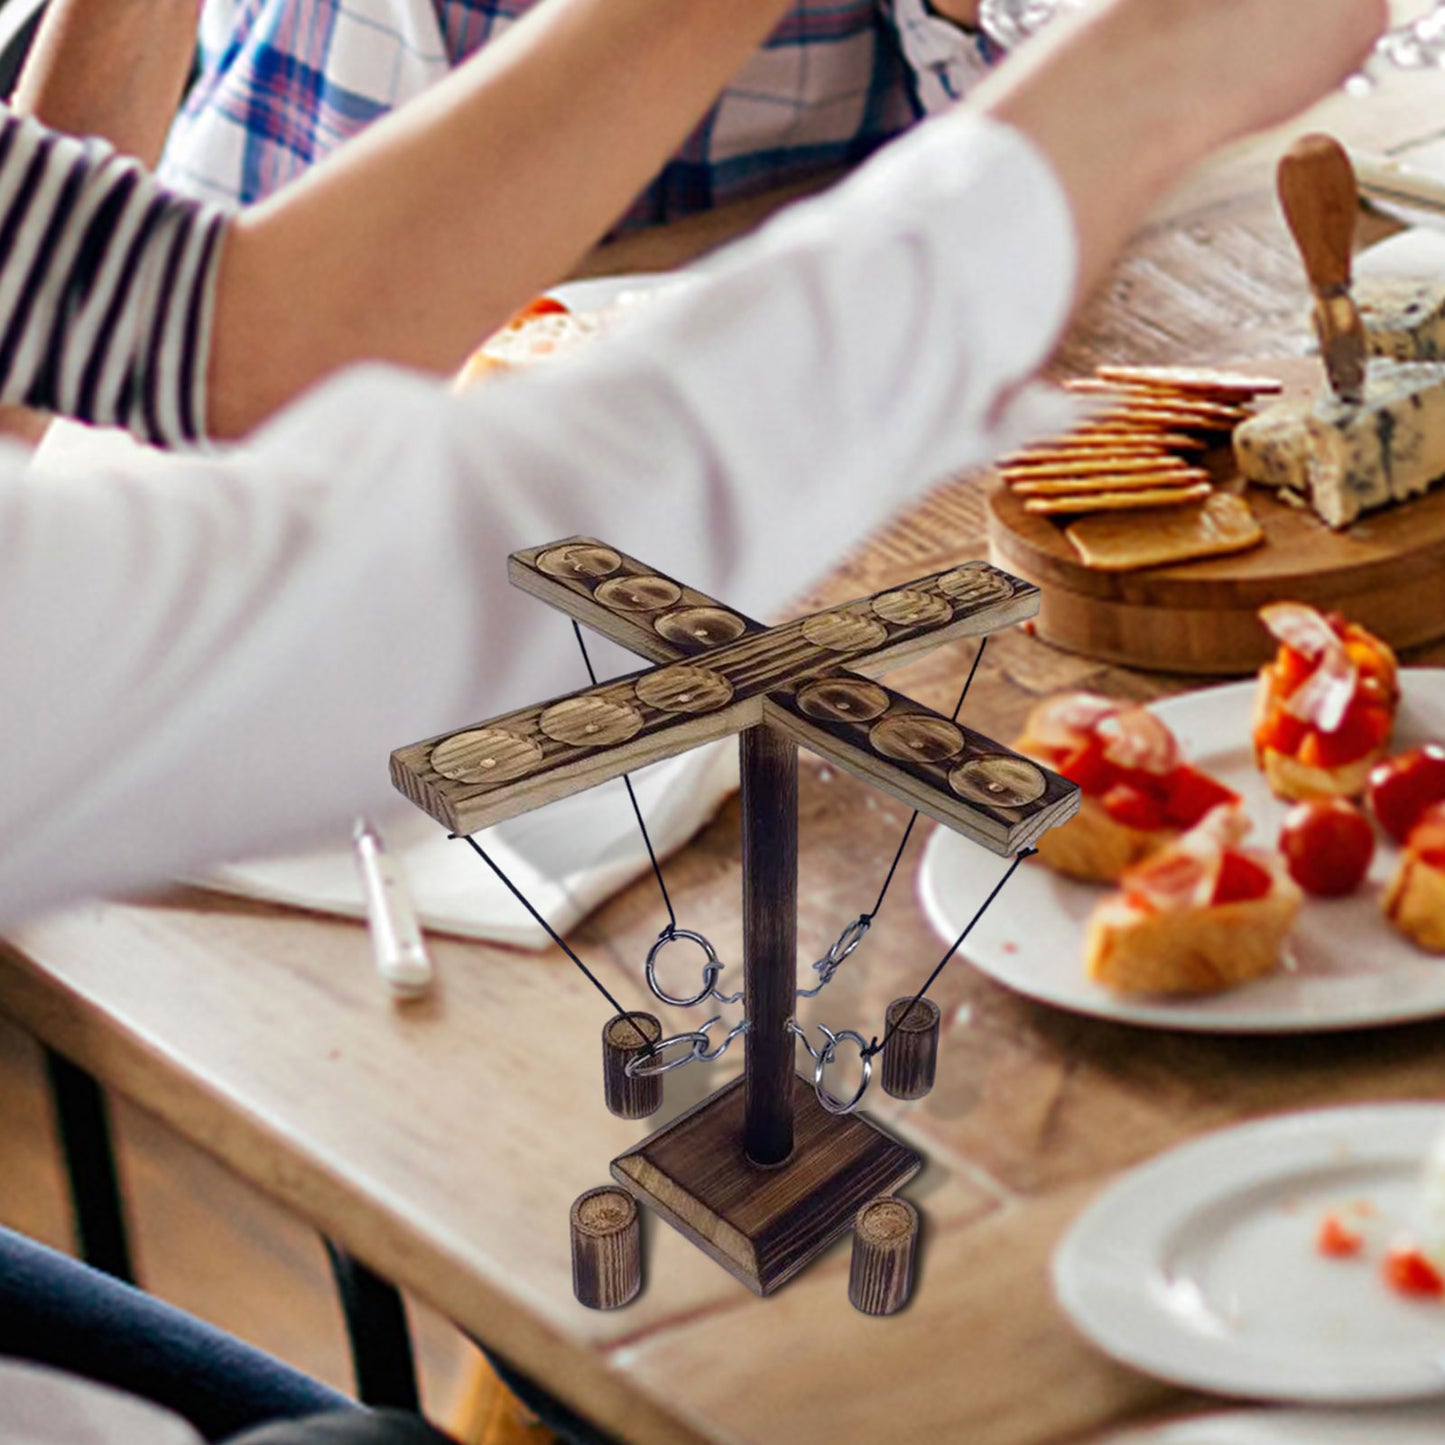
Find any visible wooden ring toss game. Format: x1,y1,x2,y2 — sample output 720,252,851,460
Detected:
391,538,1079,1301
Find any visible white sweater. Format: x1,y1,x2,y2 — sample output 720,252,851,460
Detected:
0,111,1075,930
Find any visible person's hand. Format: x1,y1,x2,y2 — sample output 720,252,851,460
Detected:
968,0,1387,303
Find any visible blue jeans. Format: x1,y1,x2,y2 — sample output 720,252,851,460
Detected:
0,1224,433,1442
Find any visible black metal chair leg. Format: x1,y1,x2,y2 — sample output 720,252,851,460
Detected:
323,1241,421,1412
43,1047,136,1284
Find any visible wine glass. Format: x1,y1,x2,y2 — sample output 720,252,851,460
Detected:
979,0,1445,91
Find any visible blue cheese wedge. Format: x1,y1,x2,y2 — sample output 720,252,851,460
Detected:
1357,276,1445,361
1232,397,1316,494
1233,360,1445,528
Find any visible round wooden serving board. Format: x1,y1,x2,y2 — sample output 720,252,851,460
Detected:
987,357,1445,676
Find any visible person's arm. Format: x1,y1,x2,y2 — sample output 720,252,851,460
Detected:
10,0,198,167
204,0,798,439
0,0,1385,925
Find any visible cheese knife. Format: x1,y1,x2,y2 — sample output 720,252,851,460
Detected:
353,817,434,999
1278,133,1367,406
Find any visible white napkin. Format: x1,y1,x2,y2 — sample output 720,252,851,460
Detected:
202,741,739,950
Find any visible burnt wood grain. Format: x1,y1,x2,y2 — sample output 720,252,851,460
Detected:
880,997,941,1102
601,1012,663,1120
848,1196,920,1316
391,540,1077,852
570,1185,642,1310
611,1074,921,1297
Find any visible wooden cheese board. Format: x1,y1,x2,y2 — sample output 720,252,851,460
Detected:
987,357,1445,676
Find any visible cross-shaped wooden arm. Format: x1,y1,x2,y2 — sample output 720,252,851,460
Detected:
391,538,1078,855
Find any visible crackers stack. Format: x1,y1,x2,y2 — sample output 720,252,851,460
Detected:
1000,365,1282,571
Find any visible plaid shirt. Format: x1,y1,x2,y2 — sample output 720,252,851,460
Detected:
158,0,993,229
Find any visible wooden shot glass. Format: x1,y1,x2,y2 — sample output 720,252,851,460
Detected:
602,1011,663,1119
848,1196,919,1317
881,996,941,1100
570,1185,642,1310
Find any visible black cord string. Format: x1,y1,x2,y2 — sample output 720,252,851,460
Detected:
860,634,990,927
452,832,632,1019
572,621,678,934
861,844,1034,1060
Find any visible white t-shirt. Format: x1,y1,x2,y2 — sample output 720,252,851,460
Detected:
0,112,1076,931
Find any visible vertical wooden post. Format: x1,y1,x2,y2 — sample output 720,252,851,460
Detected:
740,722,797,1166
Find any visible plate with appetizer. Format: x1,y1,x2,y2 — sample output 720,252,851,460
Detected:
919,604,1445,1031
454,272,694,385
1100,1403,1445,1444
1054,1103,1445,1403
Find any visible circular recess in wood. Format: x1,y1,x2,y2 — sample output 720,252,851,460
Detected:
539,696,643,747
886,996,941,1036
871,589,952,628
948,754,1048,807
654,607,747,648
857,1196,917,1244
635,665,733,714
536,543,622,580
570,1185,642,1310
604,1013,661,1051
595,575,682,612
795,678,890,723
869,715,965,763
430,727,544,783
573,1185,637,1237
936,563,1012,607
800,610,889,652
848,1195,920,1317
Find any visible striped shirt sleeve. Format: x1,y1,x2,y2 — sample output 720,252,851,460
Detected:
0,109,231,447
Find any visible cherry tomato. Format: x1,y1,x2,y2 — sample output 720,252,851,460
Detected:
1296,701,1391,770
1278,798,1375,898
1100,783,1166,832
1057,734,1117,795
1316,1212,1363,1259
1383,1245,1445,1298
1161,766,1238,828
1211,851,1274,905
1407,801,1445,871
1274,646,1316,696
1368,744,1445,845
500,295,569,329
1255,707,1306,758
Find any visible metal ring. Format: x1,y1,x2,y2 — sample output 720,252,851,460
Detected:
787,1018,821,1061
828,916,871,966
812,1028,872,1115
624,1031,709,1078
645,928,722,1007
693,1016,750,1063
798,915,873,997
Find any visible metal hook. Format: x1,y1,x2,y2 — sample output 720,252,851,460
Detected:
693,1016,750,1063
645,928,723,1007
624,1030,710,1078
812,1027,872,1115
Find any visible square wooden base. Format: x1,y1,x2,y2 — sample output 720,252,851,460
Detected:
610,1073,921,1296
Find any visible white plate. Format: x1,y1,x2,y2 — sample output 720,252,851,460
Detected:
1055,1104,1445,1404
918,670,1445,1032
548,271,695,314
1102,1402,1445,1444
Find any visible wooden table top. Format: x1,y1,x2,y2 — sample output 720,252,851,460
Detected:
8,74,1445,1445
